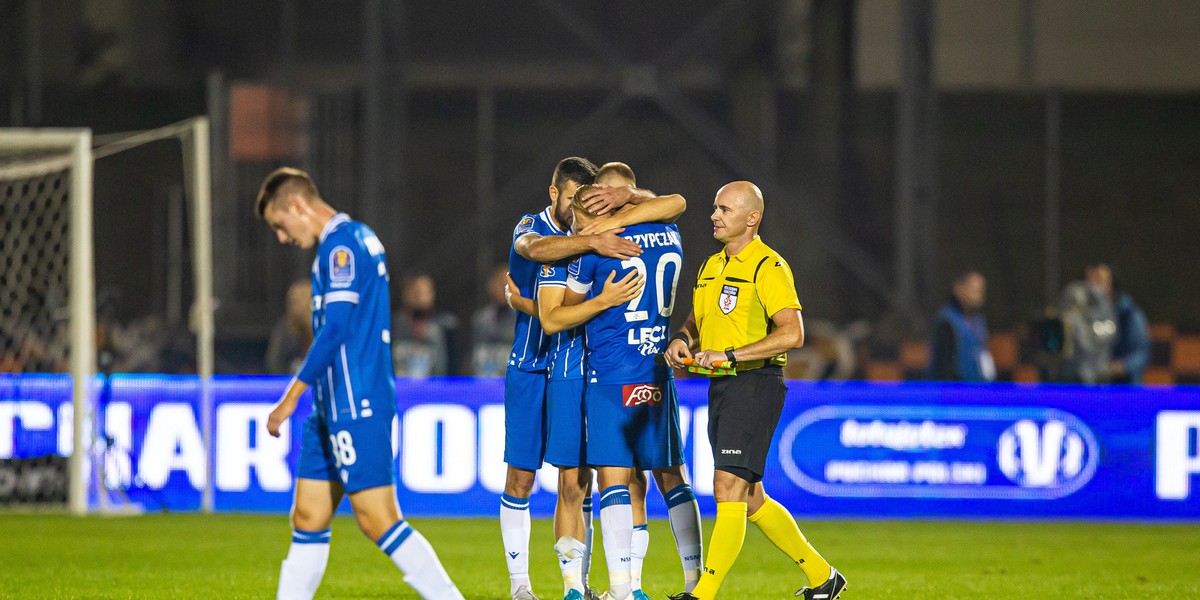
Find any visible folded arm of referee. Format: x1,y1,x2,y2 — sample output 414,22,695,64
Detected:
666,307,803,371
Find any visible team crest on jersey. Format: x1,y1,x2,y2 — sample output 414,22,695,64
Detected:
515,216,535,236
622,383,663,407
719,284,739,314
541,264,555,278
330,246,355,288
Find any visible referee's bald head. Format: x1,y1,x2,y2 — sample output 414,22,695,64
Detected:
712,181,765,245
716,181,764,214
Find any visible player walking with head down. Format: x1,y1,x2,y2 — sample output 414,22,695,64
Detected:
665,182,846,600
257,168,463,600
558,184,687,600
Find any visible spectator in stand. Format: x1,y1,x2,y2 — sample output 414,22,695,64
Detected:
1058,277,1116,384
470,265,516,376
0,321,65,373
1087,262,1150,384
392,273,458,377
929,271,996,382
265,279,313,374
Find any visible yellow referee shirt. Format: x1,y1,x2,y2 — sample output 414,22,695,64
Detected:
693,236,801,370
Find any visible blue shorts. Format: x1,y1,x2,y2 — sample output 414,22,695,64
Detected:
504,367,548,470
545,378,587,468
296,411,395,494
585,380,684,470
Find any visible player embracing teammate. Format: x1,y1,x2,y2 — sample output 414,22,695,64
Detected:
503,159,704,600
559,182,687,600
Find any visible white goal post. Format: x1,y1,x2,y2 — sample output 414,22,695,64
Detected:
0,118,215,515
0,129,93,515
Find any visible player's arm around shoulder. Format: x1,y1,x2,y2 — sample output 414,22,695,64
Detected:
540,270,644,334
579,192,687,235
517,229,641,263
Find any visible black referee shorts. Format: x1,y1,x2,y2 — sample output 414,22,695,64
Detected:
706,366,786,484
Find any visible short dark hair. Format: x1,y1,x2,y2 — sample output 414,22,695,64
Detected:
551,157,598,190
596,162,636,186
256,167,321,217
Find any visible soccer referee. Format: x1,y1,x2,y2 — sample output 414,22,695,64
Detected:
665,181,846,600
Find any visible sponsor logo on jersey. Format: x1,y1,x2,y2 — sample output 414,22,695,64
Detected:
719,284,738,314
541,264,555,278
330,246,355,287
622,383,663,407
627,325,667,357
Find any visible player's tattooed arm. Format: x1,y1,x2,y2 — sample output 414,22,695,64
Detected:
504,272,538,317
578,193,687,235
516,230,642,262
539,270,644,334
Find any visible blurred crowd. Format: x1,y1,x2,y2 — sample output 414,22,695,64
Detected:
263,266,516,378
929,262,1149,385
1,262,1154,385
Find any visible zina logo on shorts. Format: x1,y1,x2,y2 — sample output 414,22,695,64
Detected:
997,419,1087,488
622,384,663,407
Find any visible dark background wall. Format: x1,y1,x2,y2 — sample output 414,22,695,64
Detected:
3,0,1198,372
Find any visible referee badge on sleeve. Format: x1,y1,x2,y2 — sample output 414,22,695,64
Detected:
719,284,739,314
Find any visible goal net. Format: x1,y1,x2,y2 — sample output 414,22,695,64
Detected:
0,120,214,515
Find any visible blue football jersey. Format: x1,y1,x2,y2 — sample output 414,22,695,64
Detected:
507,207,567,372
567,222,683,385
537,260,586,381
300,213,396,423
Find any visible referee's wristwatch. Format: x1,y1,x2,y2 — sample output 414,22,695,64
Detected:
724,348,738,368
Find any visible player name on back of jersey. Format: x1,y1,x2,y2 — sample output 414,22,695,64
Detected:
624,229,680,249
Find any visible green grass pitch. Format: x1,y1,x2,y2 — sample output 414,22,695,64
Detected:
1,513,1198,598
